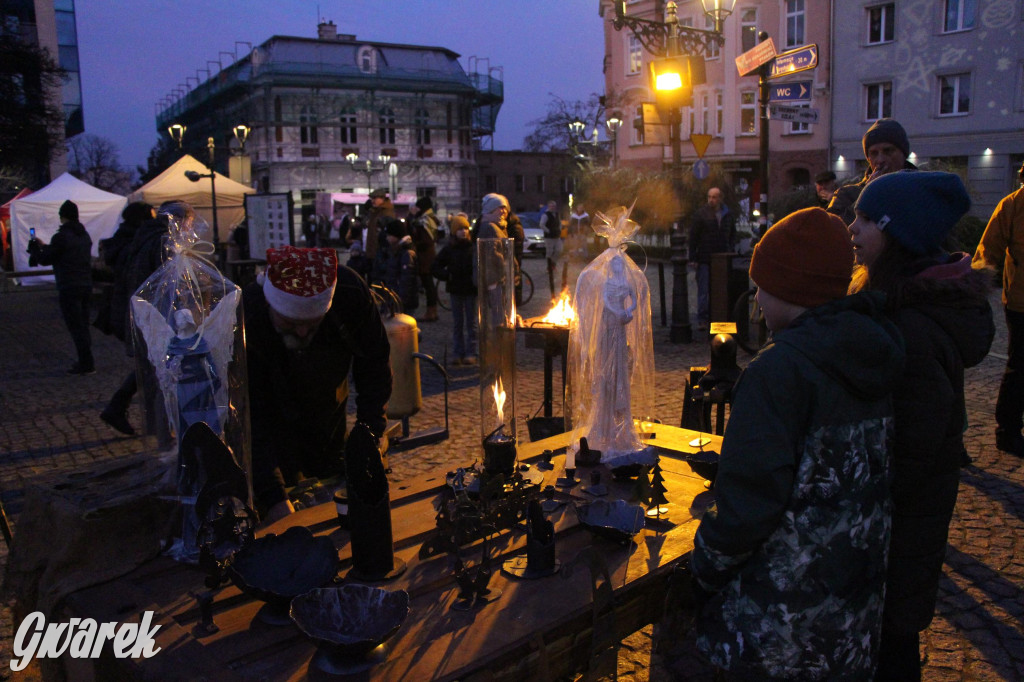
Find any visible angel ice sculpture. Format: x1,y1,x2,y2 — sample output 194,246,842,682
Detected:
567,205,655,468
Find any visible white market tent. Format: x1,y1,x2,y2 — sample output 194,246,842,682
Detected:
130,155,255,244
9,173,127,280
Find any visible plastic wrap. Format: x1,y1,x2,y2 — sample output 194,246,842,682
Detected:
567,206,654,467
129,202,251,561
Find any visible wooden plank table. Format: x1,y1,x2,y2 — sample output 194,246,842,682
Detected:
63,423,720,681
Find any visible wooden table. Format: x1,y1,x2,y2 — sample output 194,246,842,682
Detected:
63,424,720,681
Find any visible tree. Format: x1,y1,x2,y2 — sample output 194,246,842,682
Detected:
66,134,136,194
523,94,605,153
0,29,67,193
140,135,181,185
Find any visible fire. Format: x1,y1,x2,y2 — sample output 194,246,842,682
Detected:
492,378,506,426
541,291,575,326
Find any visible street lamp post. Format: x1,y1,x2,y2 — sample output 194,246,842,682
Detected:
347,153,395,197
611,0,734,343
168,123,186,150
605,112,623,168
185,136,220,258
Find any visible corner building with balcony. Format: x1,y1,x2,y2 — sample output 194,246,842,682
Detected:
156,20,503,221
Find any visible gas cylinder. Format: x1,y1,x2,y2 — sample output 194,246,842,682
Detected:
384,312,422,419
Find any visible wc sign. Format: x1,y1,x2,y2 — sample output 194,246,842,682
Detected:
10,612,162,671
769,81,812,102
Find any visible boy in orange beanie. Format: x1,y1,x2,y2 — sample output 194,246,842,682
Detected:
689,207,905,679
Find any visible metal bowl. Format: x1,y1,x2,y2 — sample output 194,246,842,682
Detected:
573,499,646,544
228,526,338,612
290,585,410,661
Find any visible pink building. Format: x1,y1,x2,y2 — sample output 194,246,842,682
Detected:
599,0,832,210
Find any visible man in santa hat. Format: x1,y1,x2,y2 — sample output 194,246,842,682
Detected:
244,245,392,523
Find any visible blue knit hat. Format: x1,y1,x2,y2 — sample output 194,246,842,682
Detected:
854,171,970,255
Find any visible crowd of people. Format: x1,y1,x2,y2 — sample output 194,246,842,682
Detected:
19,113,1024,680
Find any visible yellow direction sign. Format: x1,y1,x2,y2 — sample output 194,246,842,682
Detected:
690,133,712,158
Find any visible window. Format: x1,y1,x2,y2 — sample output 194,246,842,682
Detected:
715,91,723,136
627,35,642,75
274,96,283,142
939,73,971,115
701,93,710,134
358,46,377,73
868,4,895,44
484,174,497,192
379,106,396,144
536,175,545,192
944,0,976,32
415,107,430,145
300,105,318,145
515,174,525,192
446,102,454,144
740,92,757,134
865,82,892,120
788,103,811,134
632,104,644,145
704,16,721,58
339,109,357,144
786,0,805,48
741,8,759,53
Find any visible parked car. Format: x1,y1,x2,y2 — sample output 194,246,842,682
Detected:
518,212,545,257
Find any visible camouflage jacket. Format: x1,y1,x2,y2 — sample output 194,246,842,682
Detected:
690,291,905,680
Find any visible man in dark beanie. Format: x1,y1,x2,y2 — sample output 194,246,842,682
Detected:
408,196,439,321
380,216,418,312
27,200,96,374
828,118,915,225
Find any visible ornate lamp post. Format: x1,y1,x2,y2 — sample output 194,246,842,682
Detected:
230,124,252,186
168,123,187,150
605,112,623,168
611,0,735,343
347,153,394,196
185,136,220,255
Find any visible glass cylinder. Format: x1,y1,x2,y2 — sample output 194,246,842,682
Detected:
477,238,517,465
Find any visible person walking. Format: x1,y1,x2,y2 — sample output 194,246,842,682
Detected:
688,187,735,327
690,207,905,680
848,171,994,680
540,200,565,297
409,196,439,322
972,161,1024,457
27,200,95,375
380,217,418,313
365,188,395,282
431,218,477,365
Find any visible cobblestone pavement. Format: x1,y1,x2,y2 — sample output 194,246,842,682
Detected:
1,254,1021,680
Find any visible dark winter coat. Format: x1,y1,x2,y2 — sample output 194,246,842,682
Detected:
112,218,169,342
827,160,917,226
688,204,735,264
382,235,419,311
879,254,993,635
691,291,906,680
410,209,439,275
30,221,92,290
431,236,476,296
244,265,392,512
364,199,395,260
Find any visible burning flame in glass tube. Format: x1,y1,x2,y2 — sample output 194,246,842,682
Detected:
492,377,506,427
542,291,576,326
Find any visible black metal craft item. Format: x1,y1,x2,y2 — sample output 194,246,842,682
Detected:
577,436,602,466
574,499,646,545
228,526,339,625
452,526,502,611
482,423,517,478
582,470,608,497
646,461,670,517
501,499,560,580
334,489,349,530
540,484,564,513
346,422,407,581
290,585,410,675
189,590,219,637
536,449,555,471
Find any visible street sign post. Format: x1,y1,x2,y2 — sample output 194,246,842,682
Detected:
692,159,710,180
735,37,777,77
768,104,820,124
769,80,812,102
768,44,818,80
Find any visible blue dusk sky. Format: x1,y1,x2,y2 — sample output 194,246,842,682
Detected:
75,0,607,169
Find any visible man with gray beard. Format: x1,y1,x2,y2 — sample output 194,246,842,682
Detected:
243,246,392,523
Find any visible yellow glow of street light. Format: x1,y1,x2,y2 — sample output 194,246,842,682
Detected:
655,72,683,91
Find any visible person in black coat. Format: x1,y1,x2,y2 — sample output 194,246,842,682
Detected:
28,200,95,374
244,246,392,523
432,218,477,364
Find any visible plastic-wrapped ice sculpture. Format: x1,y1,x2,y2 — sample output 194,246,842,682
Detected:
567,205,655,468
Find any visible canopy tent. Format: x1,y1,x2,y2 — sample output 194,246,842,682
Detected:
9,174,126,280
130,155,255,244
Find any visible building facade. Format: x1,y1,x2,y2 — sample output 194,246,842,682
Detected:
830,1,1024,218
156,21,503,222
599,0,833,210
475,150,578,215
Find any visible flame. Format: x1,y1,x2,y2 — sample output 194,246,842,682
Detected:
492,378,506,426
541,291,576,326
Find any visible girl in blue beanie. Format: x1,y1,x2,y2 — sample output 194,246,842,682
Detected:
849,171,994,680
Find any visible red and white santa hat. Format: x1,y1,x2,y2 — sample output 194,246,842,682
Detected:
261,246,338,319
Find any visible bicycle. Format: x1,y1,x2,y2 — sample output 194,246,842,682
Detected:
435,269,533,310
731,286,769,355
